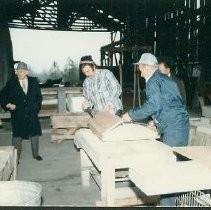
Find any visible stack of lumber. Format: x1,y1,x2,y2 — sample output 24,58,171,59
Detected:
41,87,83,114
50,113,90,143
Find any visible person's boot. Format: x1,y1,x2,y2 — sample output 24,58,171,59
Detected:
34,155,43,161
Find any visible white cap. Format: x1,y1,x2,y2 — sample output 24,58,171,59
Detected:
135,53,158,66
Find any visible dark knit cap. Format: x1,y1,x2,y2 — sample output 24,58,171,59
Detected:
80,55,95,65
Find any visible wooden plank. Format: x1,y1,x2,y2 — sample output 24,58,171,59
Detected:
51,113,90,128
129,160,211,196
74,128,174,170
101,156,115,206
173,146,211,167
42,99,58,105
96,188,159,206
41,87,82,95
51,134,74,143
0,110,57,119
50,127,77,144
88,112,123,139
80,149,94,187
51,128,77,135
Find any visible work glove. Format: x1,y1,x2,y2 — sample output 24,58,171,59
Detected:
81,100,93,111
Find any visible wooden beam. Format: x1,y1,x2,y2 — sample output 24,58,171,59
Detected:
0,110,57,119
50,113,90,129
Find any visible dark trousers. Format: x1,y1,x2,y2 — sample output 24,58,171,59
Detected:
12,136,39,160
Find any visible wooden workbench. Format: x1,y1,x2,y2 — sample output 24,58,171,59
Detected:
74,128,211,206
74,128,174,206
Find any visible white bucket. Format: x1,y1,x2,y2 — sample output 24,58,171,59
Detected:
0,181,42,206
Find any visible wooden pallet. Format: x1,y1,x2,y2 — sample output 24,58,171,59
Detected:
51,128,76,144
50,113,90,144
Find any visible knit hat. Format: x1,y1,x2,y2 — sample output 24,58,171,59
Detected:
135,53,158,66
80,55,95,65
16,62,29,71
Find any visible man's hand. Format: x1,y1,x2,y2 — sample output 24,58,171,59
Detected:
81,100,92,111
6,103,16,110
147,120,155,128
103,102,114,114
122,112,132,122
147,120,157,132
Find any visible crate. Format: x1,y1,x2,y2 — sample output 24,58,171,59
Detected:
176,190,211,207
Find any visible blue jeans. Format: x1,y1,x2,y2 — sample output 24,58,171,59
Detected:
162,126,189,147
160,125,189,206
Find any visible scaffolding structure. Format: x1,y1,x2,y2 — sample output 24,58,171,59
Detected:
100,31,152,106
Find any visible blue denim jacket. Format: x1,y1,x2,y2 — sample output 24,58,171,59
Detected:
128,70,189,134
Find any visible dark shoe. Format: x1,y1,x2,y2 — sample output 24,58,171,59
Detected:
34,155,43,161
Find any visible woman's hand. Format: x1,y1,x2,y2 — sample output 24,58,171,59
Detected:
82,100,92,111
103,102,114,114
122,112,132,122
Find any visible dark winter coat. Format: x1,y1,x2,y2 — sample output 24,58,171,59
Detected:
0,76,42,139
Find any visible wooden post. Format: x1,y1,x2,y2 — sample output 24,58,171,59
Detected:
119,63,123,103
101,156,115,206
133,64,137,108
0,26,14,114
57,88,66,113
80,149,92,187
137,70,141,106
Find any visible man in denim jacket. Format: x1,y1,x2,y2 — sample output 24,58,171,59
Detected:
123,53,189,147
122,53,189,206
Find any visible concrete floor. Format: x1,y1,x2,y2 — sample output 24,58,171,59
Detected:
0,118,100,206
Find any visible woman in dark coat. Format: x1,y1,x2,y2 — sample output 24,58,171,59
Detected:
0,62,43,161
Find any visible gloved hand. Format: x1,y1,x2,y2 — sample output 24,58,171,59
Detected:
81,100,93,111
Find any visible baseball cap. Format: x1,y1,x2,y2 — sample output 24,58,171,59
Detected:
135,53,158,66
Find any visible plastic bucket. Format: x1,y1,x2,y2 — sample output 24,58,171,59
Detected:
0,181,42,206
